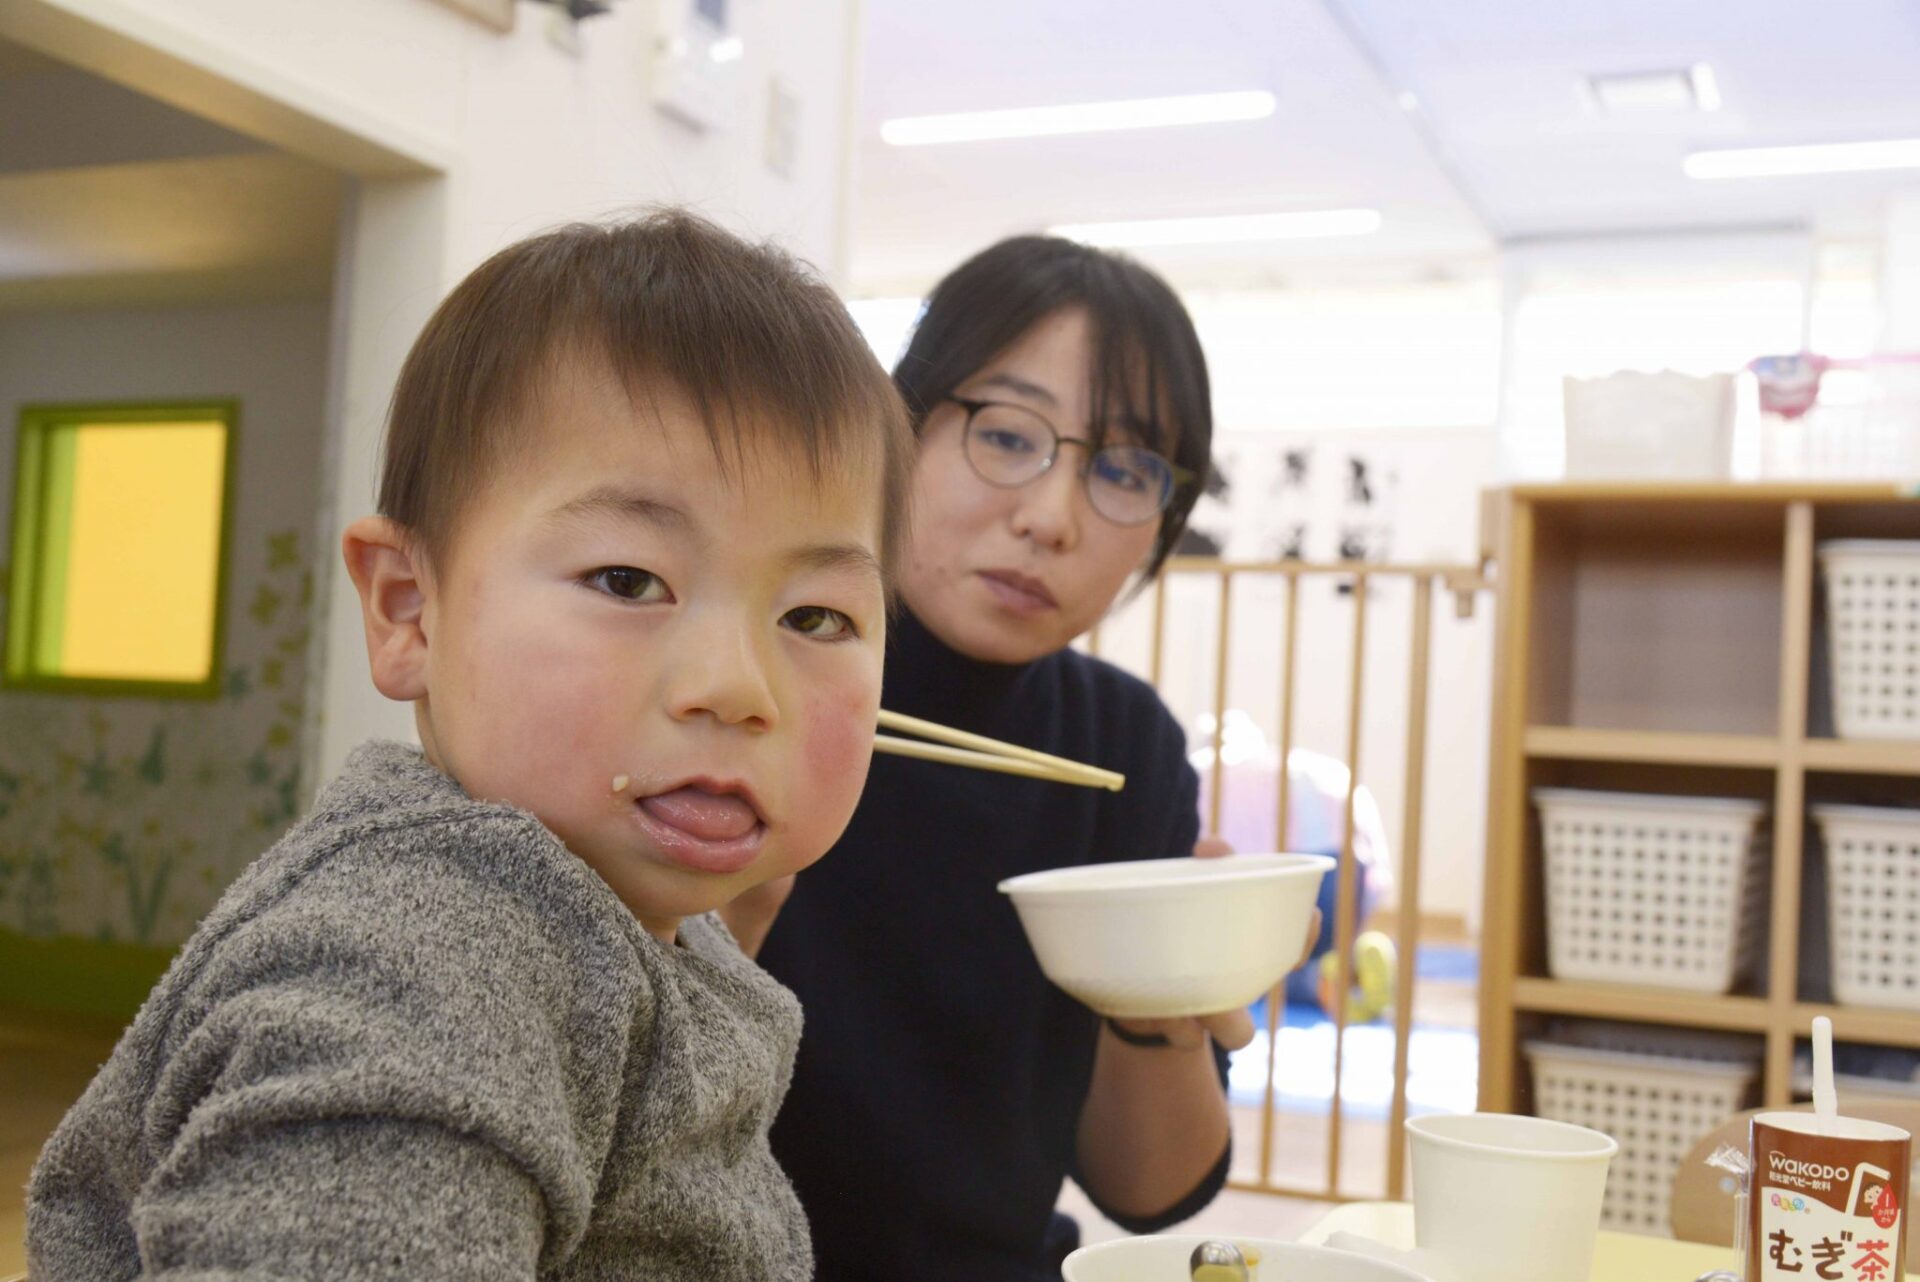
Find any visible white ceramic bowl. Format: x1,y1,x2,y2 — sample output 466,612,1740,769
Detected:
997,852,1334,1019
1062,1234,1433,1282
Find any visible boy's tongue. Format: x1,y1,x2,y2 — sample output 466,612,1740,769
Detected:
640,787,759,841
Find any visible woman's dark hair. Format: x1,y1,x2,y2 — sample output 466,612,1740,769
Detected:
892,235,1212,580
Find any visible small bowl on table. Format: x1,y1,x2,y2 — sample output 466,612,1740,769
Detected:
1062,1233,1433,1281
997,852,1334,1020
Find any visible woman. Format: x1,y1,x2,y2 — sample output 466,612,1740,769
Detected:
731,236,1246,1282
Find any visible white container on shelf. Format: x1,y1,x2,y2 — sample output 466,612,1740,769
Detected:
1819,540,1920,741
1792,1060,1920,1107
1526,1028,1761,1235
1533,787,1769,994
1760,361,1920,479
1812,803,1920,1010
1563,370,1734,480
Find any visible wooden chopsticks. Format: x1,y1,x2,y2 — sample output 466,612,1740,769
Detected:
873,709,1126,792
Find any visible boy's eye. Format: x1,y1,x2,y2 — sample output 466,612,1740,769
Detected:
781,605,857,641
586,567,671,603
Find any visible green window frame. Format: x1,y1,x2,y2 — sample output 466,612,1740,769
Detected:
5,400,239,699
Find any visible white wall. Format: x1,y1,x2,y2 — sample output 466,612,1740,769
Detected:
29,0,857,275
10,0,866,785
0,299,330,593
1494,231,1813,480
1885,189,1920,350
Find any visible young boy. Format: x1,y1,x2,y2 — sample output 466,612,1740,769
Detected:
26,211,913,1280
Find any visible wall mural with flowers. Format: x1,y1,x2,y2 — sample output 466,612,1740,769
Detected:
0,525,312,947
0,300,332,1012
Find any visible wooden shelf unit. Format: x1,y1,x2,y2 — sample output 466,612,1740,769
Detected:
1522,726,1780,768
1510,978,1774,1032
1800,738,1920,776
1480,482,1920,1114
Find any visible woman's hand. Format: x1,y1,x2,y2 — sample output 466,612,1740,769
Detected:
1107,1010,1255,1052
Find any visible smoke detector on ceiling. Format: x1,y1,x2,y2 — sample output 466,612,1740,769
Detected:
1585,63,1722,115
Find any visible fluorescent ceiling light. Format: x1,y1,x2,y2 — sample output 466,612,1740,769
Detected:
1685,138,1920,179
880,90,1274,147
1048,209,1382,248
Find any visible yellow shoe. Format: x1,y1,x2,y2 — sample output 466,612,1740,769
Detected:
1354,930,1397,1019
1316,930,1398,1023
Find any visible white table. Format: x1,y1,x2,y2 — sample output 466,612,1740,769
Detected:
1302,1201,1748,1281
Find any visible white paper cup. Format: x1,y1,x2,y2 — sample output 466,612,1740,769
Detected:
1407,1112,1617,1282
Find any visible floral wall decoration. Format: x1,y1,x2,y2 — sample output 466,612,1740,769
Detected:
0,526,314,946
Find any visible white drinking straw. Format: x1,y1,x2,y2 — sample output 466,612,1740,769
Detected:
1812,1014,1838,1136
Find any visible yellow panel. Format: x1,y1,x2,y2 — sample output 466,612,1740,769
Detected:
59,422,226,682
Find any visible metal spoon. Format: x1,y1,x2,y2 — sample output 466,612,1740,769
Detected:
1189,1239,1250,1282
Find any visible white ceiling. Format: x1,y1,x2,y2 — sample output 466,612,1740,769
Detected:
1338,0,1920,240
12,2,1920,304
847,0,1920,294
0,38,340,310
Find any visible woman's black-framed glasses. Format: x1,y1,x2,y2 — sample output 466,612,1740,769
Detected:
949,396,1193,527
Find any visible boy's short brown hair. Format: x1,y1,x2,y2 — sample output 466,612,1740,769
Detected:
378,209,912,580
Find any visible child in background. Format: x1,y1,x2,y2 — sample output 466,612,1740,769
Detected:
27,210,913,1281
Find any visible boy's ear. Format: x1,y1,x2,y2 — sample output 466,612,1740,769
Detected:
342,516,432,703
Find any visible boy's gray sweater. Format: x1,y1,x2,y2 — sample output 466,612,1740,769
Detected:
27,740,811,1281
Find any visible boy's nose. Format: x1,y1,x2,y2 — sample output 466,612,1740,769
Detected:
666,622,777,732
1008,458,1083,553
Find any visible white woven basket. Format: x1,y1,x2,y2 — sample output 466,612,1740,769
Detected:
1527,1034,1760,1235
1820,540,1920,740
1534,788,1768,993
1813,803,1920,1010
